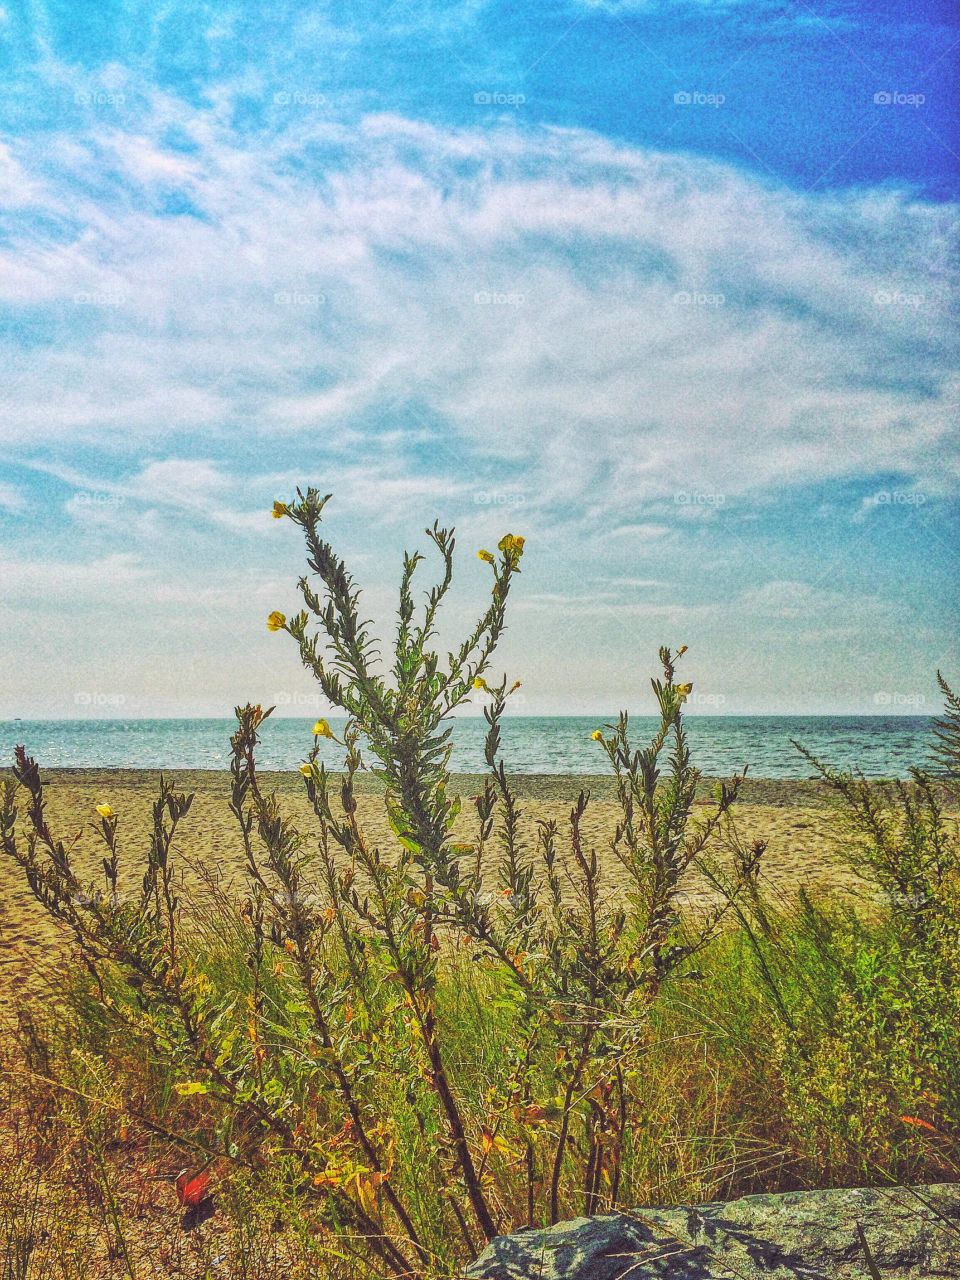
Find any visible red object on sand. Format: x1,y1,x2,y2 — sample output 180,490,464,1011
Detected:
175,1169,211,1207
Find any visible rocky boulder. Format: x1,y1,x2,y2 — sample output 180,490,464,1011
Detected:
465,1183,960,1279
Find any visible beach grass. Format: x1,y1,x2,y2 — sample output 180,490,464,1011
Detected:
1,853,957,1278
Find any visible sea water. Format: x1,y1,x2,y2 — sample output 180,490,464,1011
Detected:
0,716,936,779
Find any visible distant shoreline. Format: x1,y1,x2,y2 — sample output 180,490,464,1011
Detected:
0,767,872,808
1,714,937,723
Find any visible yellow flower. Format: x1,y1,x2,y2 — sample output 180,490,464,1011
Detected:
676,645,688,658
477,549,495,564
271,500,289,519
95,803,114,819
591,730,603,742
312,719,334,739
299,763,313,777
509,680,522,693
497,533,526,561
266,610,286,632
676,682,693,701
473,676,488,691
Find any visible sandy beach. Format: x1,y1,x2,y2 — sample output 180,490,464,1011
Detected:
0,768,870,1011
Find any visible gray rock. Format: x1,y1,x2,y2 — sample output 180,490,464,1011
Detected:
464,1184,960,1279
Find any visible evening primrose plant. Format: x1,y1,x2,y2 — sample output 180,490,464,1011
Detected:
2,490,764,1277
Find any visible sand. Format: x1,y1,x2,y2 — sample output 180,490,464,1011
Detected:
0,770,867,1010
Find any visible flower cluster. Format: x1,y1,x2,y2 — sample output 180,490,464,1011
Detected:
477,534,525,569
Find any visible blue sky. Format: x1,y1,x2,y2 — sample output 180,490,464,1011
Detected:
0,0,957,717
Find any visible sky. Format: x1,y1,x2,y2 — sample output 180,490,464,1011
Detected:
0,0,958,718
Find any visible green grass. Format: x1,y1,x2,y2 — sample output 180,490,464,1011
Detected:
4,877,955,1278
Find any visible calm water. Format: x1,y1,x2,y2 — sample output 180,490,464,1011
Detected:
0,716,935,779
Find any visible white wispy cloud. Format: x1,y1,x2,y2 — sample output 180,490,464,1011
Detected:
0,481,25,513
0,550,148,597
1,86,955,527
1,68,956,715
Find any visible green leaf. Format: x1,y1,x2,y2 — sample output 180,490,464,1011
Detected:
385,797,421,855
856,1222,884,1280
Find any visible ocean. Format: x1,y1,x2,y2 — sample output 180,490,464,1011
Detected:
0,716,936,779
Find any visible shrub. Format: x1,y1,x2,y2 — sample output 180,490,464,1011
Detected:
1,490,764,1277
722,730,960,1183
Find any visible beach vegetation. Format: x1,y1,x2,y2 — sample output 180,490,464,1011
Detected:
1,490,957,1278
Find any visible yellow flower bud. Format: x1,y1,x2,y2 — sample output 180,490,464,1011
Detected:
299,762,313,777
95,803,114,819
473,676,488,691
477,549,495,564
591,730,603,742
676,645,688,658
312,719,334,738
266,610,286,632
272,500,289,519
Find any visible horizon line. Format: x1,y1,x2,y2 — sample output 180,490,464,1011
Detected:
2,712,937,724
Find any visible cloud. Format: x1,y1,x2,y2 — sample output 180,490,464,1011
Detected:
0,551,147,598
603,523,672,540
0,95,955,538
574,0,744,10
0,141,41,207
739,578,892,624
1,72,957,716
569,0,856,24
0,481,24,513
